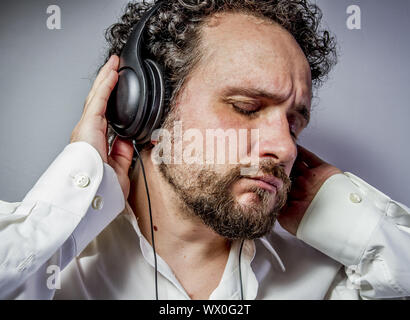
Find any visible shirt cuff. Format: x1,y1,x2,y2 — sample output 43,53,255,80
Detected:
71,162,125,257
296,172,391,267
23,142,104,219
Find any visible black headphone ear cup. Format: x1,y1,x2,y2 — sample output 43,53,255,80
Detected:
133,58,165,145
107,68,145,133
107,65,150,139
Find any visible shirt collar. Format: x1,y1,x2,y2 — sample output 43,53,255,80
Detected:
259,235,286,272
121,201,286,275
122,202,192,298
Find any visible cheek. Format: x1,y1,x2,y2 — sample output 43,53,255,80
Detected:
181,102,240,132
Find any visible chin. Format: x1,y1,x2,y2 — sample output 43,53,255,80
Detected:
237,192,260,205
235,191,276,210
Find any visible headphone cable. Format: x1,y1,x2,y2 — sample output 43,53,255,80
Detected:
133,140,159,300
238,239,245,300
132,140,245,301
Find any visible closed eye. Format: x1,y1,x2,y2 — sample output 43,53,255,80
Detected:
230,102,260,117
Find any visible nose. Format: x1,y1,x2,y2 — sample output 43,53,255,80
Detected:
255,111,297,172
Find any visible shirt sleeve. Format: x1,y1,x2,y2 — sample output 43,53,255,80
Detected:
0,142,125,299
296,172,410,299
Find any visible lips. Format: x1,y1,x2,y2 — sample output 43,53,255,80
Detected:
248,175,283,192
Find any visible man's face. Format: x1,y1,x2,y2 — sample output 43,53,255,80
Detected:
158,12,312,240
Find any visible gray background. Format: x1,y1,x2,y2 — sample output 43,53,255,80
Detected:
0,0,409,204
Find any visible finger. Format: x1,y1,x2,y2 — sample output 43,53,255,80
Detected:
296,145,327,168
108,137,134,175
86,69,118,117
291,157,310,176
91,55,119,95
85,55,119,108
286,189,308,201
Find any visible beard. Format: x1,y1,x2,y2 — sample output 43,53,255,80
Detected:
156,110,292,240
159,159,291,240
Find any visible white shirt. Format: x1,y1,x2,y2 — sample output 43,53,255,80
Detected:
0,142,409,300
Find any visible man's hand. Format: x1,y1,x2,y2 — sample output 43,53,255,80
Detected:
70,55,134,200
278,145,342,236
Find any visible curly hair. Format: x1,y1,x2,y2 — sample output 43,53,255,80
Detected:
105,0,337,144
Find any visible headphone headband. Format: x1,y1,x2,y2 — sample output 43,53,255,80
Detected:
120,1,164,72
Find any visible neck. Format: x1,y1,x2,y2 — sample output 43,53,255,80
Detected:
128,151,231,264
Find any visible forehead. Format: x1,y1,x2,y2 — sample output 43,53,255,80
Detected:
197,12,312,101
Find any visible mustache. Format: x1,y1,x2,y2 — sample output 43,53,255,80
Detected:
218,160,292,194
256,160,292,193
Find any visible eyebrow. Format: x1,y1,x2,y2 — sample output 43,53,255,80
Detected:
221,87,311,125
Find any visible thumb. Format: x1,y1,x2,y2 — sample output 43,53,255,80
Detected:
108,137,134,172
108,137,134,183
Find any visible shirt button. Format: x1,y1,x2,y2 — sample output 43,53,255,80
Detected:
92,195,104,210
74,174,90,188
349,193,362,204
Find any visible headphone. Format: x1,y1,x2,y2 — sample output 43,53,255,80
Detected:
106,1,165,145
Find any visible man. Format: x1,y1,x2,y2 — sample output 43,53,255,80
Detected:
0,0,409,300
